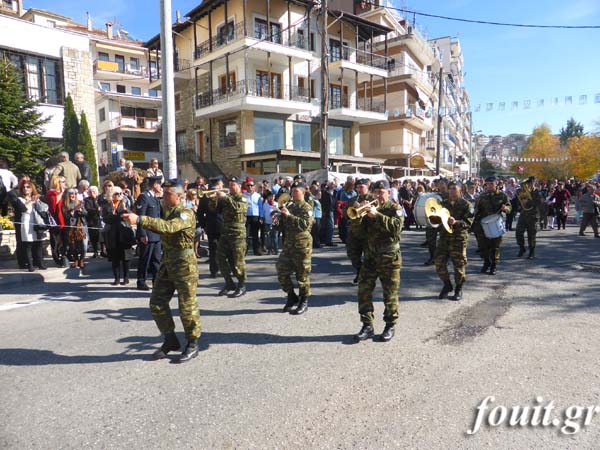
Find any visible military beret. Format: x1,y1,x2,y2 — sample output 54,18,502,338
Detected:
465,180,474,187
485,176,497,182
371,179,390,190
146,175,162,185
162,178,184,188
292,181,306,189
355,178,370,186
229,176,242,184
526,176,536,184
293,174,307,182
448,181,458,188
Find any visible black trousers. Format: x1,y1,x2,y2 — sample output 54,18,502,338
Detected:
311,218,321,248
14,226,27,268
247,216,261,254
580,213,599,235
137,241,162,283
108,247,130,279
208,234,219,275
21,240,43,268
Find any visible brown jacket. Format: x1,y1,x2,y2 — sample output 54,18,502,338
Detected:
53,161,82,189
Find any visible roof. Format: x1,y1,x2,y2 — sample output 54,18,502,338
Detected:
145,20,193,49
329,10,392,39
186,0,315,21
22,8,73,22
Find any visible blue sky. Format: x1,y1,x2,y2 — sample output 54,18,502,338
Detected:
26,0,600,136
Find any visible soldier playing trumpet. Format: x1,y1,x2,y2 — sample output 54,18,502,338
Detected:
345,178,372,284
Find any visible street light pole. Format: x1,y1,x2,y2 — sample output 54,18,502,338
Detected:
160,0,177,179
435,66,443,176
319,0,329,170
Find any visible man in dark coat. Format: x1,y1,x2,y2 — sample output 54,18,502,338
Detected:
197,177,224,277
135,176,163,290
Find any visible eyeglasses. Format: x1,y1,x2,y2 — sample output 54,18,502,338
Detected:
23,185,32,189
113,193,122,196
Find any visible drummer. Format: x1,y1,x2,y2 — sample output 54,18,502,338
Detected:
424,178,449,266
473,176,511,275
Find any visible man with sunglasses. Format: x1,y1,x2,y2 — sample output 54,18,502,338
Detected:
244,179,264,256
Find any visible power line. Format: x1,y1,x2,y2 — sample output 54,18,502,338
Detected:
374,3,600,29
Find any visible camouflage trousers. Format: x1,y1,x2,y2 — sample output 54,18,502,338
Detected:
472,222,486,256
346,230,367,272
150,255,201,341
425,226,439,258
217,235,247,287
434,237,468,286
516,216,538,249
358,251,402,325
474,222,503,264
276,244,312,297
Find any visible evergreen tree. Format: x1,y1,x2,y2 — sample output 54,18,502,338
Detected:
62,93,79,158
559,117,584,147
77,111,98,185
0,58,52,177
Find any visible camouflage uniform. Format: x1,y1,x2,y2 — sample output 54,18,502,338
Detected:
425,191,447,261
276,200,314,297
140,204,201,341
357,201,404,326
515,188,545,249
473,190,511,265
214,193,248,288
434,197,474,286
345,194,373,272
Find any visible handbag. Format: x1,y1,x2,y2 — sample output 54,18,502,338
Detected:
67,217,86,244
118,221,136,249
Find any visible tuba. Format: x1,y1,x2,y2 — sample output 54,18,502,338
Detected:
517,184,533,211
425,197,453,233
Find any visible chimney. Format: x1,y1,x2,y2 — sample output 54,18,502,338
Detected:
106,22,113,39
176,10,181,24
87,12,92,31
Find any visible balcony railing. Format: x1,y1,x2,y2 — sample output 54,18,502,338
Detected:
94,60,151,77
331,95,385,114
329,46,389,70
111,116,161,130
193,19,312,59
196,79,311,109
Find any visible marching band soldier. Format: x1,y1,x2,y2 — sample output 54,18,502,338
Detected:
424,178,448,266
355,179,404,343
293,174,314,207
278,181,314,315
345,178,372,284
473,176,511,275
434,182,474,301
197,177,224,278
213,177,249,297
135,176,163,291
122,179,201,363
515,176,545,259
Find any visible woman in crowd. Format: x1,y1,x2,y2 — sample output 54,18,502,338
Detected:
62,188,88,269
551,181,571,230
85,186,101,258
262,190,278,255
45,175,67,267
337,179,357,244
15,181,48,271
123,160,142,200
118,181,134,210
97,180,114,258
101,186,133,285
574,188,584,224
545,186,556,230
146,158,164,185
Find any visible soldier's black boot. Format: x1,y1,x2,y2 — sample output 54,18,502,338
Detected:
378,324,395,342
527,247,535,259
438,279,453,299
283,291,299,313
517,246,526,257
451,283,463,301
354,324,374,342
218,282,236,296
489,263,497,275
178,340,199,363
152,332,180,360
480,260,490,274
292,296,308,315
232,281,247,298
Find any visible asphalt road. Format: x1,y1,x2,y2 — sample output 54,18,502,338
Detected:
1,225,599,450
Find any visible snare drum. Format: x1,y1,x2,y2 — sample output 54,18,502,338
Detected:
480,214,506,239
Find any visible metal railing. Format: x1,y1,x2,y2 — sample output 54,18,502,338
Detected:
331,95,385,113
329,46,389,70
110,116,161,130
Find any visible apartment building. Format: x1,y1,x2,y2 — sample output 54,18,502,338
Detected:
0,0,23,17
147,0,392,178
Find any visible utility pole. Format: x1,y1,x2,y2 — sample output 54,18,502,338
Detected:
319,0,329,170
468,112,473,178
160,0,177,179
435,66,443,176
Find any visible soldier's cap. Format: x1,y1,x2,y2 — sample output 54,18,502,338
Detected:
292,181,306,189
209,175,224,184
146,175,162,185
526,176,536,184
448,181,460,189
437,177,449,184
355,178,370,186
465,180,474,186
371,179,390,190
228,176,242,184
485,176,497,183
162,178,184,188
293,174,307,182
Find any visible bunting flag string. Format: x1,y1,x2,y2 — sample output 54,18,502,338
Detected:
472,93,600,113
502,156,571,162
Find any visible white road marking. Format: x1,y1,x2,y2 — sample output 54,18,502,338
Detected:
0,299,49,311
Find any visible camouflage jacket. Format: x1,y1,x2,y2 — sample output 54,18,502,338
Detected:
516,188,545,220
475,190,511,222
347,194,374,234
304,191,315,208
439,197,474,241
281,200,314,248
139,203,196,253
214,193,248,237
362,200,404,255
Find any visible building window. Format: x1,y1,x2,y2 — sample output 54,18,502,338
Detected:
99,107,106,122
254,18,281,44
100,138,107,153
47,20,56,28
255,116,284,153
328,126,351,155
292,122,317,152
174,92,181,111
217,21,234,47
176,131,187,153
310,33,316,51
131,86,141,96
123,137,160,152
120,106,158,119
115,54,125,73
100,82,110,92
219,119,237,148
255,71,281,98
98,52,109,61
149,89,158,97
116,84,126,94
330,84,348,109
129,57,140,71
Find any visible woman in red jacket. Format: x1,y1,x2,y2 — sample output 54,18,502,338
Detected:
552,181,572,230
46,175,67,267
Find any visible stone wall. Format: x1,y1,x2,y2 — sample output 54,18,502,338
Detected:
0,231,50,258
210,112,244,177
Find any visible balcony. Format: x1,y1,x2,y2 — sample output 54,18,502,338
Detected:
328,46,389,81
388,105,434,131
94,60,151,80
329,95,387,124
388,63,434,96
395,28,435,65
110,116,161,132
195,79,316,118
149,58,192,90
193,20,314,65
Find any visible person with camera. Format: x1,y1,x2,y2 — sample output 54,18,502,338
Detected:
15,181,48,271
101,186,134,285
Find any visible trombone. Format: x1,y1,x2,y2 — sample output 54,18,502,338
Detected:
200,188,229,198
271,193,294,226
347,199,379,220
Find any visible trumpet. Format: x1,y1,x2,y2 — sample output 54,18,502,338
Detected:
200,188,229,198
271,193,294,226
347,199,379,220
